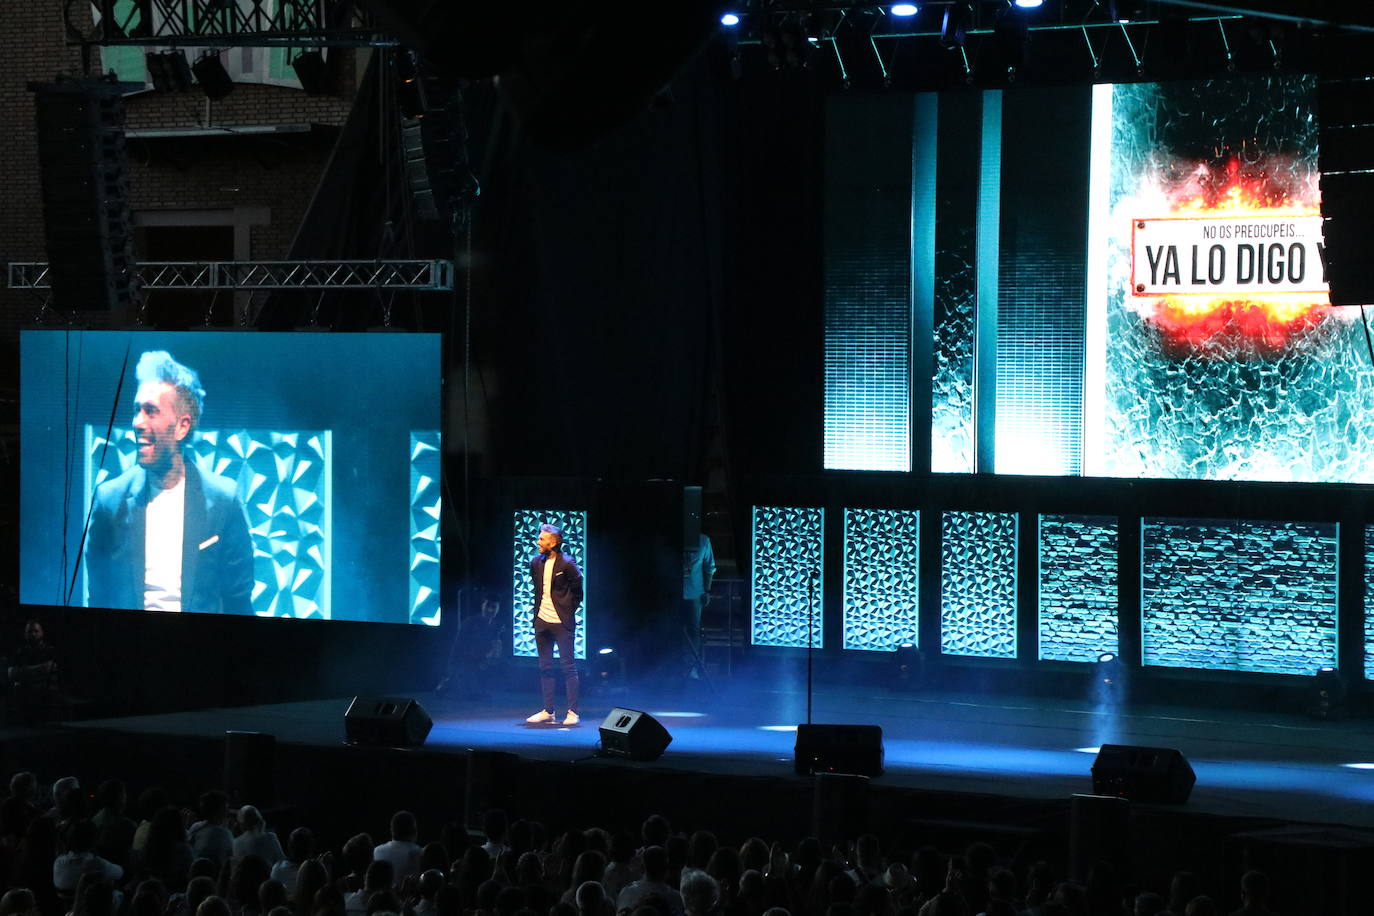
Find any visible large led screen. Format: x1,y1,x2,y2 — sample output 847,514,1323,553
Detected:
20,331,442,624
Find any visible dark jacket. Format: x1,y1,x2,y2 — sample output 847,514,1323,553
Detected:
529,550,584,626
85,459,255,614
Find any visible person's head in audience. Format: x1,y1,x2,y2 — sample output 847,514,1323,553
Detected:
515,851,543,886
1183,896,1217,916
364,860,395,896
186,876,218,916
584,827,610,855
418,869,444,901
74,877,115,916
197,897,232,916
641,815,671,849
738,870,766,915
633,899,670,916
855,835,883,877
0,889,37,916
294,860,329,916
609,830,636,866
795,838,823,879
739,838,768,875
760,909,790,916
366,890,400,916
342,833,375,878
642,845,669,883
507,819,532,856
483,810,509,848
51,776,81,817
827,872,857,906
439,822,469,860
197,791,228,826
312,884,346,916
389,810,418,844
569,850,606,891
95,779,127,817
287,828,315,864
986,868,1016,906
573,881,605,916
419,842,447,875
8,771,37,804
494,885,525,916
853,884,893,916
1052,882,1088,916
238,805,268,834
231,855,273,910
1238,871,1270,911
260,879,289,913
475,880,501,915
688,832,718,870
681,870,720,916
1168,872,1201,915
706,848,741,896
1133,892,1165,916
145,807,188,860
191,857,219,881
137,787,169,824
129,888,163,916
1023,862,1055,908
434,885,461,916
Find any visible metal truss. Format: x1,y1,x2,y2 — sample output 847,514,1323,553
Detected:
78,0,396,48
9,259,454,290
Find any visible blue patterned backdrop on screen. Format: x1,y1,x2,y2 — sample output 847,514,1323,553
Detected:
511,510,587,659
1038,514,1118,662
940,511,1017,658
752,506,824,648
1141,518,1337,674
843,508,920,651
409,432,440,626
86,427,331,618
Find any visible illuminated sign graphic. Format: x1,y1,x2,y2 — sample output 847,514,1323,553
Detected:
1132,215,1327,297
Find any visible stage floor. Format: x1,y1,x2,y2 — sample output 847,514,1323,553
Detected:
56,682,1374,831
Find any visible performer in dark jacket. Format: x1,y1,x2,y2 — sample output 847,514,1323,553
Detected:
85,351,254,614
525,524,583,725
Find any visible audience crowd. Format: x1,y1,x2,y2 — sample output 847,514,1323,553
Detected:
0,771,1282,916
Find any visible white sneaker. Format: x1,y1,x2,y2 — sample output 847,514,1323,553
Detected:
526,709,556,724
562,710,580,726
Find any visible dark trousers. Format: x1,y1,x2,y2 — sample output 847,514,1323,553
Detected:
534,617,580,712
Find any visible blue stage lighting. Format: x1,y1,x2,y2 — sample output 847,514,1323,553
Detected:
890,3,919,16
720,12,740,26
1013,0,1043,7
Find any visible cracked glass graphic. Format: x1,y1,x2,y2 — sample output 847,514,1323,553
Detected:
843,508,920,651
87,426,331,618
409,432,440,626
1039,514,1118,662
1090,75,1374,483
512,510,587,659
940,510,1016,658
932,222,976,474
752,506,825,648
1141,517,1337,674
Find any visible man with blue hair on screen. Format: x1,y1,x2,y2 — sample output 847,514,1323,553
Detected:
85,351,255,614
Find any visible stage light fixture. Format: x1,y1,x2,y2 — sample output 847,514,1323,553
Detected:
592,646,626,696
1309,666,1348,720
192,52,234,100
893,641,922,690
1109,0,1145,23
891,3,919,16
940,3,970,48
1092,652,1124,706
145,50,193,92
720,12,740,26
1013,0,1043,7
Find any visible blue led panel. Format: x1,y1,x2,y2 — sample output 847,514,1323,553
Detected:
1039,514,1118,662
511,510,587,659
843,508,920,651
1141,518,1337,674
1365,525,1374,681
409,432,441,626
87,426,331,619
752,506,825,648
940,511,1017,658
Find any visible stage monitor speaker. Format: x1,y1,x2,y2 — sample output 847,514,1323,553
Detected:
794,724,884,777
344,696,432,747
599,707,672,761
1091,744,1194,803
224,731,275,807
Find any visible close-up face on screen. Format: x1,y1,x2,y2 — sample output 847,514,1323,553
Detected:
19,330,442,625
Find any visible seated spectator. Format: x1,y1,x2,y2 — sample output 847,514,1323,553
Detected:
53,819,124,895
481,810,509,863
1133,893,1165,916
373,811,423,886
7,771,40,828
48,776,81,825
420,842,448,876
71,875,116,916
292,859,329,916
1168,873,1203,916
228,855,272,916
178,877,219,916
454,848,494,911
196,897,232,916
603,830,640,902
188,792,234,867
346,859,395,916
259,880,289,916
1185,897,1217,916
494,886,526,916
433,885,461,916
575,881,614,916
91,780,137,869
136,806,195,888
340,833,376,893
412,869,444,915
682,870,722,916
131,787,170,854
234,807,285,866
739,869,767,916
618,846,685,916
0,889,37,916
271,827,315,898
559,852,607,906
1228,871,1278,916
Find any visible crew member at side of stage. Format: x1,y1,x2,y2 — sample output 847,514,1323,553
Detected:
525,523,583,726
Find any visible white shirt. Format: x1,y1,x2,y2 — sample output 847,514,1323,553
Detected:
144,476,186,611
373,839,423,886
53,851,123,891
538,556,561,623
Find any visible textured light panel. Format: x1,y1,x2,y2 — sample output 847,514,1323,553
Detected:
409,432,441,626
87,427,331,618
1366,525,1374,681
752,506,825,648
1141,517,1337,674
940,510,1017,657
843,508,921,651
1038,514,1118,662
511,510,588,659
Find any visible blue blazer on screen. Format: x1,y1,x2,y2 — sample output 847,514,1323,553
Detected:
85,459,256,614
529,551,583,627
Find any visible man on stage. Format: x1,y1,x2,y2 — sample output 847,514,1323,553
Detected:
525,523,583,726
85,350,255,614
